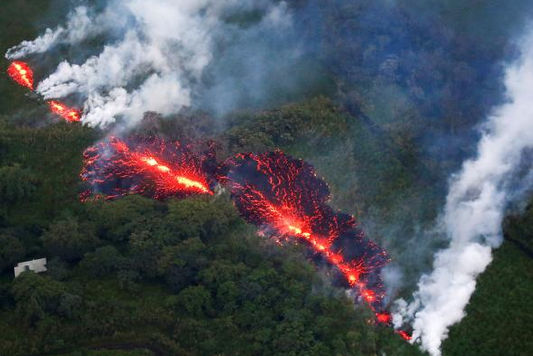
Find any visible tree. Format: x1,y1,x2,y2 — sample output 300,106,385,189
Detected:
79,246,123,277
0,233,25,273
41,217,99,261
0,164,36,204
129,230,163,278
165,196,238,241
10,272,66,326
46,257,71,281
86,195,162,242
158,238,207,292
176,286,212,317
57,292,82,319
117,262,140,292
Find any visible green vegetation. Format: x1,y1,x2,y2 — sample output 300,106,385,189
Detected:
0,0,58,117
0,95,531,355
443,242,533,356
1,1,532,356
57,351,154,356
0,96,429,356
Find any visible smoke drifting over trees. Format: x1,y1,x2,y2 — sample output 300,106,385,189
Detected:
2,1,533,355
394,30,533,355
6,0,308,129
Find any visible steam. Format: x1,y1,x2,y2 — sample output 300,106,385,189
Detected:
5,0,293,128
5,7,101,59
394,30,533,356
7,2,533,353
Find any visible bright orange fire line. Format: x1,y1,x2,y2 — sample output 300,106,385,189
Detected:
264,202,363,287
276,212,384,309
139,156,212,194
7,61,33,90
48,100,81,122
396,330,412,341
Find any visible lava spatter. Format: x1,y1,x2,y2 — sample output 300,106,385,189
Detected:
222,150,391,323
48,100,81,122
7,61,34,90
81,136,215,200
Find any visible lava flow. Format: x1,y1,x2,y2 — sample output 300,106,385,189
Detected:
81,136,215,200
222,151,392,324
80,142,411,338
6,61,83,123
397,330,412,341
7,61,34,90
48,100,81,122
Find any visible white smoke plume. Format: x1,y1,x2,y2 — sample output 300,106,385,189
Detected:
394,30,533,356
5,7,102,59
5,0,292,128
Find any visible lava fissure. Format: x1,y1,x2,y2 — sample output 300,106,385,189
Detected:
7,61,34,90
7,61,82,123
81,136,215,200
48,100,81,122
8,51,413,342
222,151,394,325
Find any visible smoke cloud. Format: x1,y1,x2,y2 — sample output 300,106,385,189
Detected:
394,29,533,356
5,0,298,129
5,7,102,59
7,1,533,354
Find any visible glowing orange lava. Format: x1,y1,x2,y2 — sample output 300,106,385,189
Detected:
396,330,412,341
81,142,412,339
81,137,214,200
259,199,391,325
48,100,81,122
138,155,212,194
224,151,392,326
262,200,365,287
7,61,34,90
376,312,392,324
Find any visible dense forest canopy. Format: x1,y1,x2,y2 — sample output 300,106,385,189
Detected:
0,0,532,356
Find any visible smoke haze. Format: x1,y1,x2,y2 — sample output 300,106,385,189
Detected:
5,0,308,129
394,29,533,356
6,1,533,355
5,7,98,60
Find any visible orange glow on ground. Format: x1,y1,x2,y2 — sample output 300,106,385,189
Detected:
396,330,412,341
7,61,34,90
225,151,393,328
48,100,81,122
139,156,212,194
